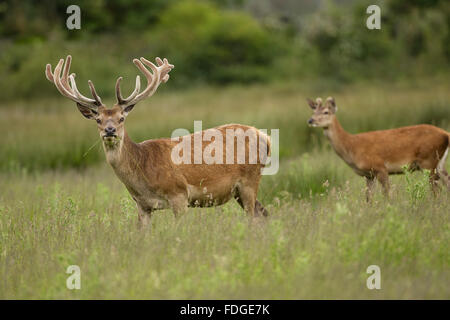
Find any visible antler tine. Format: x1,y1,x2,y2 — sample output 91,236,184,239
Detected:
45,55,102,109
61,55,72,89
115,75,141,105
45,64,54,82
115,77,125,104
116,56,174,108
155,57,173,83
135,57,159,97
154,57,170,83
69,74,98,105
53,58,78,100
115,58,156,108
88,80,102,105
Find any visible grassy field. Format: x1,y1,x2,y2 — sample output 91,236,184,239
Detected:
0,79,449,299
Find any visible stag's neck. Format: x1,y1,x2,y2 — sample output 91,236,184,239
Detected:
323,116,354,164
103,131,141,172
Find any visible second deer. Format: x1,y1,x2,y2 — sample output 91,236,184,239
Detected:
307,97,450,200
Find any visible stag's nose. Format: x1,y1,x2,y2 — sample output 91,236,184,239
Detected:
308,118,314,125
105,127,116,135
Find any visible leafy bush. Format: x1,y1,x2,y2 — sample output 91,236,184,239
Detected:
303,1,394,80
152,0,280,84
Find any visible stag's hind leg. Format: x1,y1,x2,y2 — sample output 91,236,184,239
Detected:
255,200,269,217
235,195,268,217
235,187,256,217
436,147,450,191
234,184,258,217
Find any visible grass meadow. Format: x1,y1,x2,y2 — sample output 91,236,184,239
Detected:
0,77,449,299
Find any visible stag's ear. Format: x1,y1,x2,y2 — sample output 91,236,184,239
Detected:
76,103,98,120
122,104,136,116
326,97,337,113
306,98,317,110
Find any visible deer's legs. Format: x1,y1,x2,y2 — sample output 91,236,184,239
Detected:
429,170,441,194
169,194,188,218
136,204,152,228
234,193,245,210
436,155,450,191
365,176,376,202
235,193,268,217
255,200,269,217
376,170,390,197
235,185,257,217
418,156,447,193
438,168,450,191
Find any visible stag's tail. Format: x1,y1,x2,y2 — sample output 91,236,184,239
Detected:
257,130,271,164
436,134,450,189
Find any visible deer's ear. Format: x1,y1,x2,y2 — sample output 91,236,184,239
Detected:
122,104,135,115
76,103,98,120
326,97,337,113
306,98,317,110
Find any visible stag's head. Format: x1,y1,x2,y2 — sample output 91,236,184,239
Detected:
306,97,337,128
45,56,174,148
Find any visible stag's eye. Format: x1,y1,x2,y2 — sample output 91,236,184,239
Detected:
96,119,101,124
119,117,125,123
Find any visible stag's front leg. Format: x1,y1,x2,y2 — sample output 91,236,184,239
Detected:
169,193,188,219
136,203,152,228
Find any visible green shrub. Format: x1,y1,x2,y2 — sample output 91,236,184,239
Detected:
152,0,280,84
304,1,394,80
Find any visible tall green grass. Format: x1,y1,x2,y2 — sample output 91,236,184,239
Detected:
1,79,449,173
0,155,448,299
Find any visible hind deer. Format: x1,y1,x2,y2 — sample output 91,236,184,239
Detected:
307,97,450,200
45,56,271,226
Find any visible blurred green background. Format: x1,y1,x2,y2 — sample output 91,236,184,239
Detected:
0,0,448,99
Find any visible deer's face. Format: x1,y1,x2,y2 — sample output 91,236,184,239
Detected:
307,97,337,128
96,106,126,141
45,55,174,149
77,104,132,148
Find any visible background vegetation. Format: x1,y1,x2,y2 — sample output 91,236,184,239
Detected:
0,0,449,99
0,0,449,299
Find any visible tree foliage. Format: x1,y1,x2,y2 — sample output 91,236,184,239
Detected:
0,0,448,99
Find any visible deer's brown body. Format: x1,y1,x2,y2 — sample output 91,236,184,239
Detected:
105,123,270,225
307,97,450,199
45,56,270,226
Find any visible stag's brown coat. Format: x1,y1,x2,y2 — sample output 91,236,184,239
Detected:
45,56,270,226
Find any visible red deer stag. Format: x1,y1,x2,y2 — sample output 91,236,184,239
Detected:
307,97,449,200
45,56,270,226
